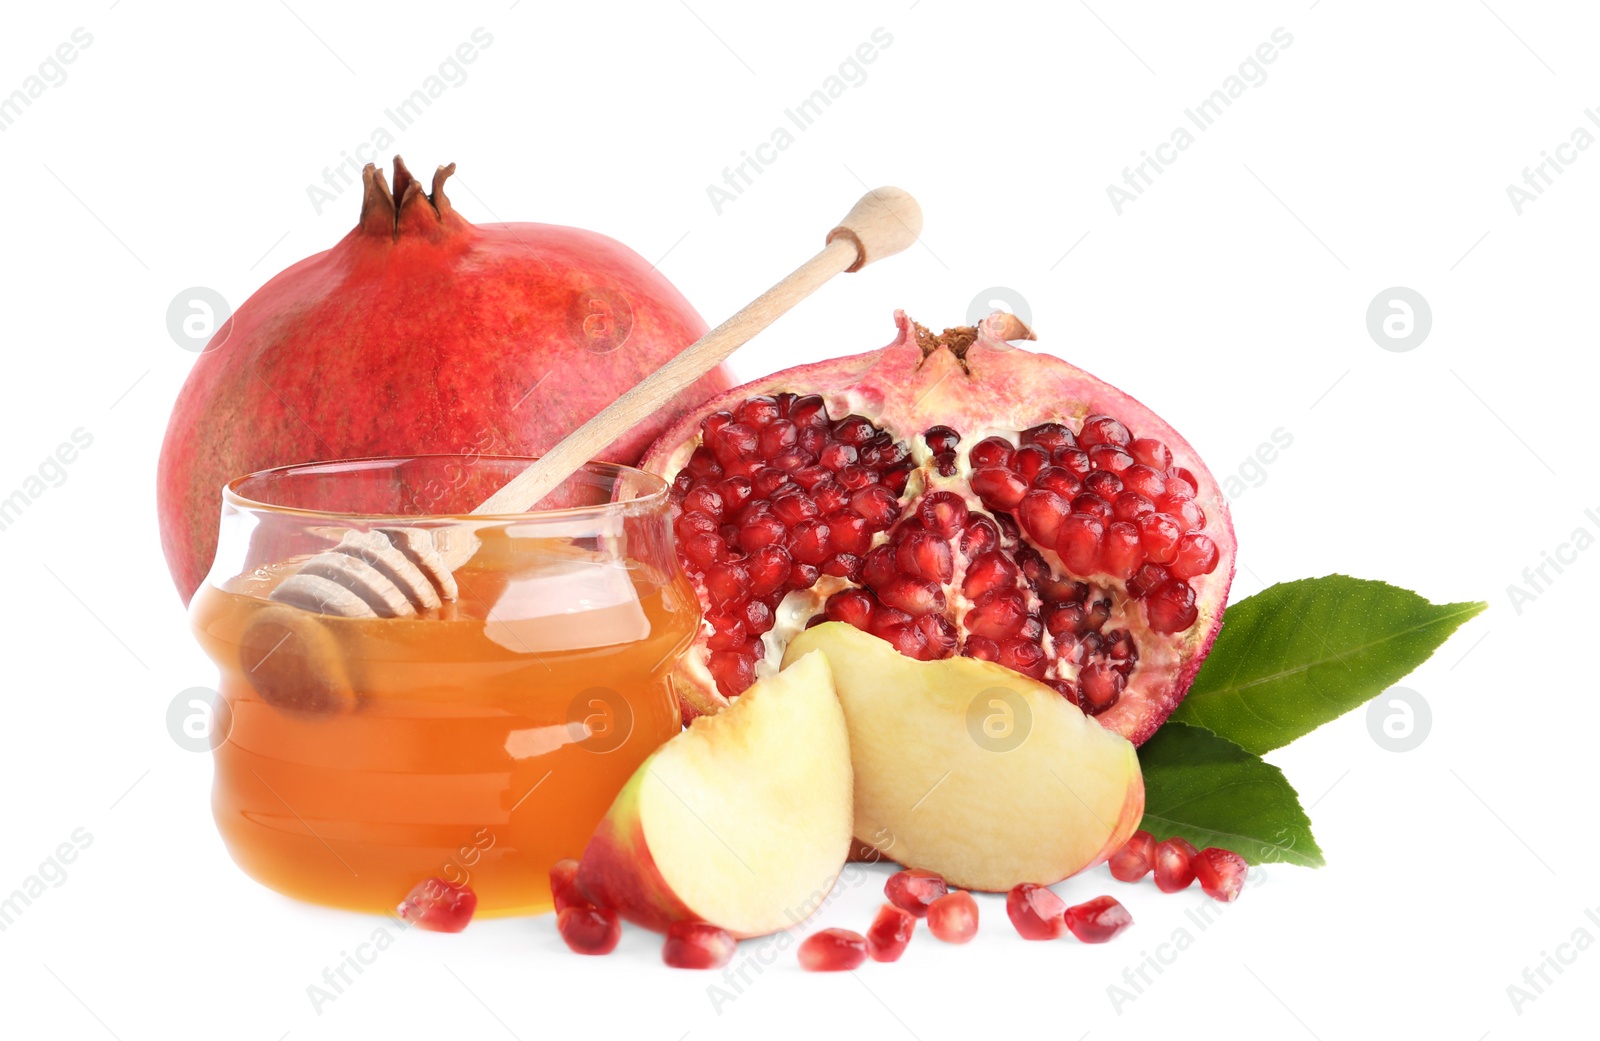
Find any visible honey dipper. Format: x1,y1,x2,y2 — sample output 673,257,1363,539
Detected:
265,186,923,622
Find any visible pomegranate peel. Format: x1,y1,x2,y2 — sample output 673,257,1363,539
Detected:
644,311,1234,744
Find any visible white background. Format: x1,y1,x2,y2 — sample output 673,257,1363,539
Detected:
0,1,1593,1038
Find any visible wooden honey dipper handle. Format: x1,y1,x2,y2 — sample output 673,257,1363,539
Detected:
464,187,923,531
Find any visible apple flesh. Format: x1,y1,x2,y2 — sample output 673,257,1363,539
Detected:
782,623,1144,892
576,651,852,938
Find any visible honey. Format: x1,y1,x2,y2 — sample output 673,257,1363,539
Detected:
191,528,699,916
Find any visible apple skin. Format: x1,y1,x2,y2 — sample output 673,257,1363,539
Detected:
574,761,696,935
1090,771,1147,869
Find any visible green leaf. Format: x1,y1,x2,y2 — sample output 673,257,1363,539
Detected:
1138,722,1323,867
1169,575,1485,755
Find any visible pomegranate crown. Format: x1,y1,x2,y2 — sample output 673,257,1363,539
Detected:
358,155,463,238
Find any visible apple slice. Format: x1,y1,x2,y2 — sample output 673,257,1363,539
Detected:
782,623,1143,892
576,651,852,938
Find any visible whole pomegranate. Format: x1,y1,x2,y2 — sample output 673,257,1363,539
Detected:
642,311,1234,744
158,157,734,602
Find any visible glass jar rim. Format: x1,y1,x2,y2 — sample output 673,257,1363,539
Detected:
222,454,670,522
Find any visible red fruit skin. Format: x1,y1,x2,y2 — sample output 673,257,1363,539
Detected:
157,158,734,603
644,311,1234,745
396,877,476,933
926,891,979,944
1063,895,1133,943
557,906,621,955
1191,847,1249,902
575,782,700,935
799,928,869,971
1006,883,1069,940
884,869,949,917
866,904,918,962
663,921,737,969
1153,838,1200,893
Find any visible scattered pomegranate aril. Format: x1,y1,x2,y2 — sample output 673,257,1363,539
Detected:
866,904,918,962
1006,883,1068,940
798,928,869,971
1152,837,1200,893
397,877,477,933
1192,847,1249,903
557,905,621,955
1107,830,1157,882
885,868,949,917
549,858,590,913
662,921,737,969
1063,895,1133,943
926,891,979,944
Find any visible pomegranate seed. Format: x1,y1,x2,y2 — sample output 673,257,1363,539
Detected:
1071,494,1114,527
751,467,791,497
746,545,791,597
861,544,898,589
1152,838,1199,893
397,878,477,933
707,651,756,698
836,463,873,490
916,613,959,658
1079,662,1125,712
1120,464,1167,500
966,590,1028,640
1042,601,1085,638
789,561,821,588
1146,579,1199,632
832,415,877,445
1058,514,1105,574
739,598,775,635
1129,437,1172,469
1157,493,1205,531
1192,847,1249,902
686,442,722,477
1033,465,1083,498
676,510,718,540
962,550,1018,598
758,419,799,457
1108,830,1157,882
788,519,834,564
703,560,751,603
923,425,961,453
737,395,781,427
970,467,1029,510
821,510,870,556
885,869,949,916
771,447,815,472
1136,512,1182,564
1089,444,1134,473
1084,597,1111,630
918,490,969,537
813,478,848,514
711,422,760,465
1112,492,1155,522
1084,471,1124,502
966,634,1004,662
793,463,830,491
737,513,788,553
1056,446,1092,477
897,530,954,583
1169,532,1220,579
1018,489,1069,547
999,637,1048,678
1006,883,1068,940
851,486,902,530
869,604,913,636
1097,521,1142,580
819,442,858,470
681,486,725,521
1063,895,1133,943
1078,414,1130,447
680,532,723,570
969,435,1014,469
1022,422,1076,451
549,858,588,912
877,575,946,616
791,394,828,427
770,491,819,526
1166,468,1199,496
861,440,910,470
926,891,979,944
823,552,863,580
1013,444,1052,481
880,622,933,659
959,516,1001,557
663,921,737,969
798,928,868,971
866,904,917,962
557,905,620,954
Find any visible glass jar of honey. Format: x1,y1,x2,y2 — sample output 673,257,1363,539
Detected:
189,456,699,915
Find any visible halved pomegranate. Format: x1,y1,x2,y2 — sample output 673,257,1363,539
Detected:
642,311,1235,744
